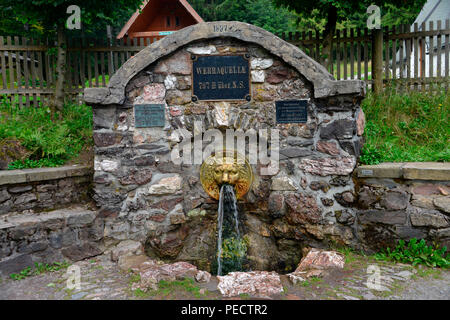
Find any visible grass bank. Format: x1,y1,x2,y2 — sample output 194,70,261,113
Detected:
360,90,449,165
0,97,93,169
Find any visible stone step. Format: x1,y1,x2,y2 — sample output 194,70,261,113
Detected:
0,207,97,231
0,207,101,277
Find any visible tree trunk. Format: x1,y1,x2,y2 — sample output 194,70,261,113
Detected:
50,24,67,115
320,6,338,71
372,28,383,93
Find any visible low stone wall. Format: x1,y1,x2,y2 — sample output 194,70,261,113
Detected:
0,165,97,276
355,162,450,252
0,162,448,276
0,208,102,276
0,166,93,215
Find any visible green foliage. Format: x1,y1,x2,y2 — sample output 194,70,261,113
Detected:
191,0,426,39
134,278,208,299
191,0,297,34
9,266,33,280
8,158,65,169
359,143,384,165
0,0,141,37
85,75,109,88
10,261,70,280
360,90,450,164
301,280,311,287
309,276,322,283
0,97,93,169
218,236,249,275
374,239,449,268
34,261,70,274
220,236,248,260
128,274,141,285
273,0,426,31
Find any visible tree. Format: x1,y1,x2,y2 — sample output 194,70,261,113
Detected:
191,0,297,35
0,0,142,114
273,0,425,68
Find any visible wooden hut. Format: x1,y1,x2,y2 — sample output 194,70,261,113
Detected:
117,0,204,42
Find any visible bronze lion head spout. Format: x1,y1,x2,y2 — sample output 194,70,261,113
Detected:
200,150,253,200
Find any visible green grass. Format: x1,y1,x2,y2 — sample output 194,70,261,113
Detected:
133,278,208,299
301,280,311,287
84,75,109,88
332,61,372,80
0,96,92,169
360,90,450,164
10,261,71,280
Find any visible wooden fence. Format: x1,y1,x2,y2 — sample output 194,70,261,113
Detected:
279,19,450,92
0,36,162,107
0,20,449,107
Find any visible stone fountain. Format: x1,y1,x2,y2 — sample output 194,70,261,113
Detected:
85,21,365,274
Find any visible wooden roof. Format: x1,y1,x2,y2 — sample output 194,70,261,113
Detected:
117,0,204,39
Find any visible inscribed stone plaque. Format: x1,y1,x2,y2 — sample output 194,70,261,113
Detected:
134,104,165,128
276,100,308,123
192,55,250,101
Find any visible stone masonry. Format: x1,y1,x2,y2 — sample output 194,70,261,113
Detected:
1,23,448,277
356,163,450,252
0,166,96,275
0,208,101,276
84,22,366,273
0,166,92,215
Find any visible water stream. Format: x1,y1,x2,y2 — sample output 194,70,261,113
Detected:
216,184,243,276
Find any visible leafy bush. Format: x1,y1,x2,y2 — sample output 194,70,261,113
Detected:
374,238,449,268
0,96,92,169
360,90,449,164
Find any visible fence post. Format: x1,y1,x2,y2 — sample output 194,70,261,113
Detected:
372,28,383,93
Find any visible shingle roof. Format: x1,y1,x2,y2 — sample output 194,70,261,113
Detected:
117,0,204,39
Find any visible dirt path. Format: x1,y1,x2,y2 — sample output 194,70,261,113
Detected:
0,252,448,300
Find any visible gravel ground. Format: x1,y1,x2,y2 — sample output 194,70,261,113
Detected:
0,252,448,300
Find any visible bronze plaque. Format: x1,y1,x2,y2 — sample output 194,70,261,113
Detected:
134,104,165,127
192,54,251,102
276,100,308,123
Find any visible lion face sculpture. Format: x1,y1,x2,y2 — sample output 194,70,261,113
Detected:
200,150,253,200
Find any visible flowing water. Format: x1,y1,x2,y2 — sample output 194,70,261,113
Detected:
216,184,244,276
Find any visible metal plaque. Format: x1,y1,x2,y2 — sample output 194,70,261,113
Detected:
276,100,308,123
134,104,165,128
192,54,251,101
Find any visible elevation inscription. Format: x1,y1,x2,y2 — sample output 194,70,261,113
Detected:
192,55,250,101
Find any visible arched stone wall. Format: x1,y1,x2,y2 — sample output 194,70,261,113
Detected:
85,21,366,273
